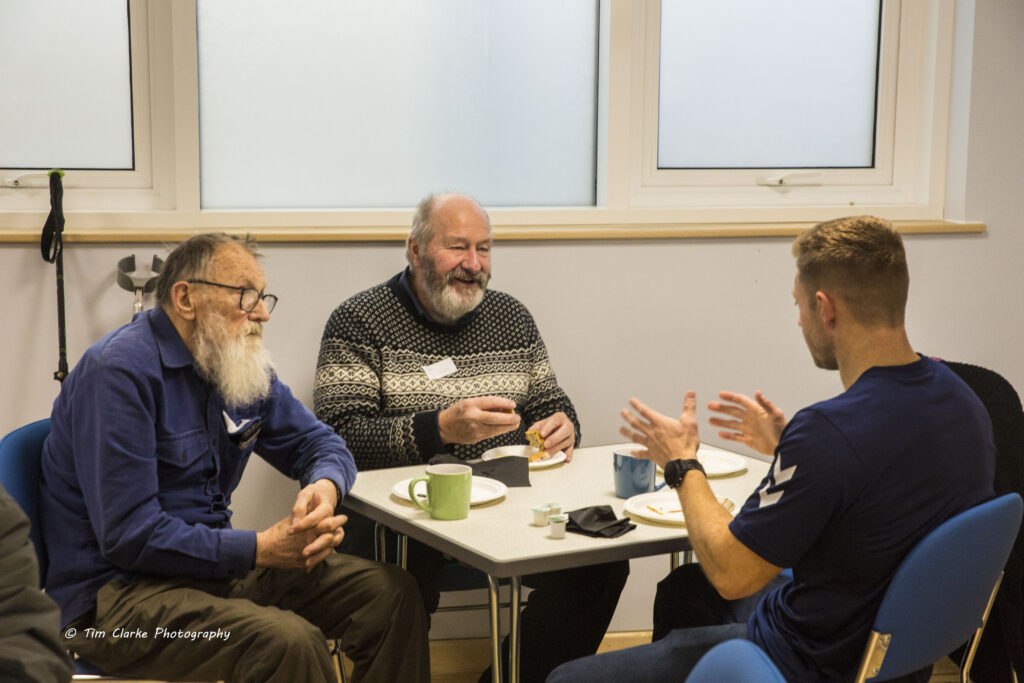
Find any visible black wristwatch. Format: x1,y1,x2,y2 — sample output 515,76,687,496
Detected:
664,459,706,489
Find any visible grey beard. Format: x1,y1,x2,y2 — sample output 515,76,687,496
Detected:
417,262,488,324
192,319,275,408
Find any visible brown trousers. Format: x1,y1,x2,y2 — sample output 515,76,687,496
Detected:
64,553,429,683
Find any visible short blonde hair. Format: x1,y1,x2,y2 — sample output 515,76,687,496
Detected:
792,216,909,326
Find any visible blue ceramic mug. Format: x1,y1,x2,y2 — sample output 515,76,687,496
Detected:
613,448,658,498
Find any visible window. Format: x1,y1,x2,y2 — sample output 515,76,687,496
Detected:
0,0,173,215
0,0,133,170
196,0,599,209
0,0,967,238
657,1,880,170
623,0,954,219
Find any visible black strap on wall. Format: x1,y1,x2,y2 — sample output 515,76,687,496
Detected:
40,169,68,383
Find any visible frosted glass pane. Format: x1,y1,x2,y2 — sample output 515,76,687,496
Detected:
658,0,879,169
197,0,598,209
0,0,133,169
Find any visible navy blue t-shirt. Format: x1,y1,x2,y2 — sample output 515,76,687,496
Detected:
730,356,995,681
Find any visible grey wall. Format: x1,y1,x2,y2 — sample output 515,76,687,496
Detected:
1,0,1021,636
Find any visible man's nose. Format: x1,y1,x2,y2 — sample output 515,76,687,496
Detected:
462,249,483,273
249,299,272,322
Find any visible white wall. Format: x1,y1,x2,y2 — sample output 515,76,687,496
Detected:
2,0,1021,637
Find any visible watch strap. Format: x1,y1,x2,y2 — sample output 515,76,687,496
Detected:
665,458,706,489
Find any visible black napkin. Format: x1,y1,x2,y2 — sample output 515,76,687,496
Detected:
566,505,636,538
427,454,531,487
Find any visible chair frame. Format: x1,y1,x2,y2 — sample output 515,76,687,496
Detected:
856,574,1003,682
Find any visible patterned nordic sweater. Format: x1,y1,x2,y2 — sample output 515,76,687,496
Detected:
314,272,580,471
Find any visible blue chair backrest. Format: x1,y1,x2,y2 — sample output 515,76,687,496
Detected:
870,493,1023,680
686,639,786,682
0,419,51,584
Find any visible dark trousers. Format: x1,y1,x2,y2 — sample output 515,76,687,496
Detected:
342,507,630,683
65,552,429,683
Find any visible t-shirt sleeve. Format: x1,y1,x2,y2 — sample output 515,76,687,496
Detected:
729,408,854,569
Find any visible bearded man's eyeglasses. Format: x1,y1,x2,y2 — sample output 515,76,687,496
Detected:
187,279,278,314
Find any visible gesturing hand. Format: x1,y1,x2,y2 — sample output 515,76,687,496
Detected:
618,392,701,469
439,396,520,445
706,390,786,455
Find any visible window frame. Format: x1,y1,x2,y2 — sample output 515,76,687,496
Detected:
0,0,978,242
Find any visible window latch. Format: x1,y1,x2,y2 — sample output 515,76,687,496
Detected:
3,171,52,188
756,172,822,187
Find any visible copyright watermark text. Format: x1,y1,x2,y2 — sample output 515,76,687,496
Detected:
64,626,231,642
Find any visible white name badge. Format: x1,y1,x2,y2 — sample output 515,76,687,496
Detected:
423,358,457,380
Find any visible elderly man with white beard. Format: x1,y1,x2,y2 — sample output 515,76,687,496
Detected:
315,193,629,683
40,234,429,683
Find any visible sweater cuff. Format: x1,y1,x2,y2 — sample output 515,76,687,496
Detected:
413,409,447,458
219,528,258,576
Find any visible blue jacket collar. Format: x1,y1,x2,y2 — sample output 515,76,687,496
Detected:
145,307,195,370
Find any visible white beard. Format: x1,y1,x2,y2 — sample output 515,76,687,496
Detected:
192,316,274,408
417,260,488,324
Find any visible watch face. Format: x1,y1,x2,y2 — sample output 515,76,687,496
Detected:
667,459,705,488
666,460,685,488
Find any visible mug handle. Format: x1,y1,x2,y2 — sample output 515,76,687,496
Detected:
408,476,431,513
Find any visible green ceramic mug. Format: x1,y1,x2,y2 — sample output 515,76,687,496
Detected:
408,464,472,520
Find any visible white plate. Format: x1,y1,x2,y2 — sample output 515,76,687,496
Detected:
624,490,736,526
655,445,747,478
391,476,508,506
480,445,567,470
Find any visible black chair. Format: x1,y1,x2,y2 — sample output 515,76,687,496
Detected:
942,360,1024,682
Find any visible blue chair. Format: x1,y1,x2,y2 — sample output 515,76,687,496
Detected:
853,493,1024,682
0,419,115,678
0,418,51,584
685,639,785,682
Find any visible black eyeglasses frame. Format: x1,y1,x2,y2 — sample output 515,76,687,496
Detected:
186,279,278,314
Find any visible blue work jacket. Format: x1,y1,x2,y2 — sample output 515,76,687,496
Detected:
40,308,356,627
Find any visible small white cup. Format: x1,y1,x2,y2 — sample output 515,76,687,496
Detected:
548,513,568,539
532,505,552,526
546,502,562,516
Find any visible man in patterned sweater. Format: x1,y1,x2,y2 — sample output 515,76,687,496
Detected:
315,193,629,683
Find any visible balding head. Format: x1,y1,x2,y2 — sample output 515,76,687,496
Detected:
407,193,491,264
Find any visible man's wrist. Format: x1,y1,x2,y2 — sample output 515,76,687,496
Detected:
436,407,451,444
664,458,706,489
314,478,342,509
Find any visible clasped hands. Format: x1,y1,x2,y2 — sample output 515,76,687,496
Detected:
438,396,576,460
256,478,346,571
620,390,786,468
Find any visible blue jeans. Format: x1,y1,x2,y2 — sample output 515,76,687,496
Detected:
546,622,748,683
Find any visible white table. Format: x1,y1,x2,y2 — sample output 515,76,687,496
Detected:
343,443,771,683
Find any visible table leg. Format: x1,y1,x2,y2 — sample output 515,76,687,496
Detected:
397,534,408,570
670,552,679,571
374,523,387,563
487,575,503,683
508,576,522,683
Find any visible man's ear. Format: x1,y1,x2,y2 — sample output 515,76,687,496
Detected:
816,290,838,329
407,237,421,268
170,281,198,321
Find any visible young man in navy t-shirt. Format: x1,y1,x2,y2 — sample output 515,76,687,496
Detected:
548,216,995,683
